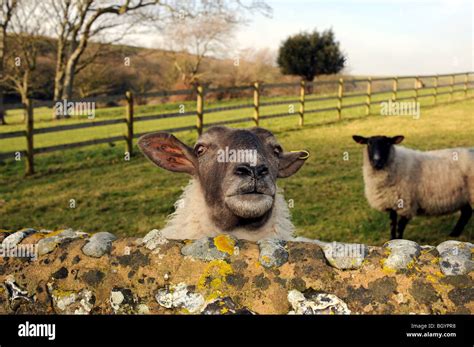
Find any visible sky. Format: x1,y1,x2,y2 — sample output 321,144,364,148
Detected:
232,0,473,75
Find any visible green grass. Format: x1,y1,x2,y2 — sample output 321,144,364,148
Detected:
1,89,473,245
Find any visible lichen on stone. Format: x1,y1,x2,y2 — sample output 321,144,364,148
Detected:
181,236,234,261
436,241,473,276
155,282,205,314
47,283,94,314
288,289,351,315
258,239,288,268
213,234,237,255
142,229,168,251
319,241,368,270
383,239,421,271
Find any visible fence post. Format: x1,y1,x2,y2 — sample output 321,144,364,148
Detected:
24,98,34,175
365,77,372,116
434,75,439,105
196,83,204,135
450,75,454,102
299,80,305,127
464,73,468,99
125,91,134,155
253,82,260,126
337,78,344,120
392,76,398,101
414,76,420,105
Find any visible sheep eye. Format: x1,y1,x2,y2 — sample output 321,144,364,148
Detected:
273,145,282,156
195,144,207,156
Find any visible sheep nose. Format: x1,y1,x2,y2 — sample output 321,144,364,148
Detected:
234,164,254,177
255,164,269,178
234,164,269,178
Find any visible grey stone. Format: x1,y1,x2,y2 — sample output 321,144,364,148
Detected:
437,241,473,276
181,237,229,261
258,239,288,268
288,290,351,315
142,229,168,250
437,240,472,258
37,229,87,256
57,228,88,240
383,239,421,270
2,228,36,248
320,241,368,270
82,232,117,258
37,237,61,256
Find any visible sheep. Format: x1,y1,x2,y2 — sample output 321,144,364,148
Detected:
352,135,474,239
138,126,309,241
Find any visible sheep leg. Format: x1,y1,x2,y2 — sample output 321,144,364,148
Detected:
449,204,472,237
389,210,398,240
396,216,410,239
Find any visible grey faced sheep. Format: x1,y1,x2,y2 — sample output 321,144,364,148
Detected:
138,126,309,241
353,135,473,239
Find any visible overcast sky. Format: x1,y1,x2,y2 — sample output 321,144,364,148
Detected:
233,0,473,76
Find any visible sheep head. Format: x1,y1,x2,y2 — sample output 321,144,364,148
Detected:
353,135,404,170
138,126,309,232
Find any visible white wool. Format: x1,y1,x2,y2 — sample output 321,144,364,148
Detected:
362,146,474,218
159,179,295,241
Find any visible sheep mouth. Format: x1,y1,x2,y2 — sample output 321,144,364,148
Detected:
224,194,274,219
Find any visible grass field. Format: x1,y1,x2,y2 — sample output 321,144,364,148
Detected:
1,87,473,245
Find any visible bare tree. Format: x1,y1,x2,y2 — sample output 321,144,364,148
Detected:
42,0,160,119
0,0,17,125
161,1,271,87
165,15,237,86
3,1,45,115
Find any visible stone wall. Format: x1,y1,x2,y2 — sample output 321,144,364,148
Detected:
0,228,472,314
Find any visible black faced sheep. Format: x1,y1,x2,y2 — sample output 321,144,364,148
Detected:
138,126,309,241
353,135,473,239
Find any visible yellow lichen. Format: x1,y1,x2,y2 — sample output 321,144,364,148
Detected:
51,288,76,298
197,260,233,300
213,235,235,255
260,255,271,265
380,259,396,274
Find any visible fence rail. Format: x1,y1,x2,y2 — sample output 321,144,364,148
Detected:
1,72,473,175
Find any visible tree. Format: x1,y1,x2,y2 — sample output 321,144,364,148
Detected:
159,1,271,87
277,29,346,90
3,1,46,116
43,0,159,119
164,15,237,86
43,0,270,118
0,0,17,125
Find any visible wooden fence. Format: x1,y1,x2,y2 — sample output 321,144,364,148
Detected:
0,72,473,175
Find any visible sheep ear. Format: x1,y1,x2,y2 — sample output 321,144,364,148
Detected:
352,135,368,144
138,132,197,175
278,150,309,178
391,135,404,144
